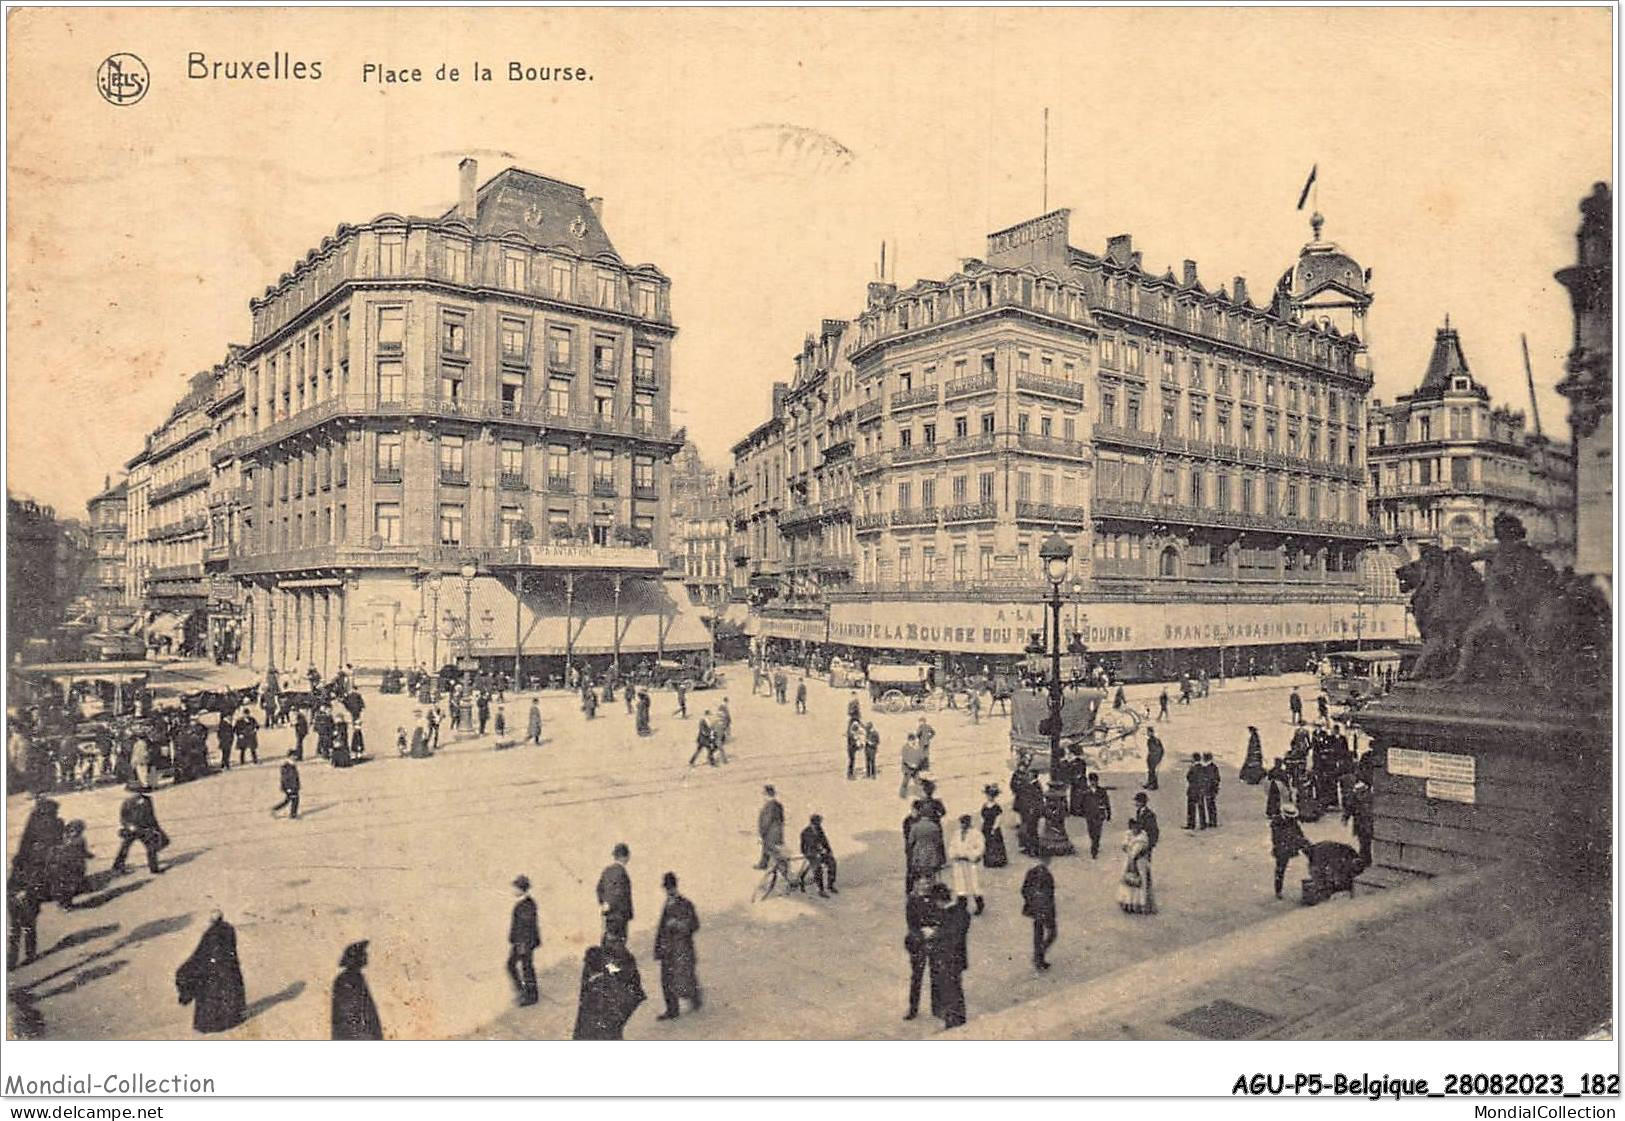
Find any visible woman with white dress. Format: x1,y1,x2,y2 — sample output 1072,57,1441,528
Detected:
947,814,986,915
1118,819,1156,915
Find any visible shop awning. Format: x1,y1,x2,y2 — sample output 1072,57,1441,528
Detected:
458,573,710,657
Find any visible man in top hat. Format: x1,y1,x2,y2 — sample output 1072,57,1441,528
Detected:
1076,772,1112,859
1020,851,1057,971
1131,792,1160,852
331,940,383,1040
508,874,540,1006
653,871,702,1021
597,844,633,940
271,752,301,819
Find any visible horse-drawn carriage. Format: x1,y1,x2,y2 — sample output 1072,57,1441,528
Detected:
867,662,940,712
827,656,867,691
1008,684,1143,772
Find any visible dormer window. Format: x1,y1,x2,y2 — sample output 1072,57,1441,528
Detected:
1453,377,1470,392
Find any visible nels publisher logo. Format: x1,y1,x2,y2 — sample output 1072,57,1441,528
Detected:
97,53,149,106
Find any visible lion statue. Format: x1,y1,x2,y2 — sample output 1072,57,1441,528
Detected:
1395,544,1484,681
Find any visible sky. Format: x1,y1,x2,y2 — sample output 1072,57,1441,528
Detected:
5,6,1613,516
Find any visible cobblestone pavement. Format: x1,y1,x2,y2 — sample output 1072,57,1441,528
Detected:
9,662,1363,1040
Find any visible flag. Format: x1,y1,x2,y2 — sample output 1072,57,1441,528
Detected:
1296,164,1318,210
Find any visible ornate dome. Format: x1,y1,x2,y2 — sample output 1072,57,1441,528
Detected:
1292,214,1366,297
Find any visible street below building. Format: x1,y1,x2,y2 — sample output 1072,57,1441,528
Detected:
8,661,1370,1041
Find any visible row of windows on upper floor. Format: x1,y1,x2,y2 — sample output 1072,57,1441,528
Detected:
850,461,1360,525
865,345,1359,420
247,304,664,425
253,228,668,342
1369,405,1532,446
853,401,1360,468
242,497,660,555
858,269,1356,372
249,433,662,499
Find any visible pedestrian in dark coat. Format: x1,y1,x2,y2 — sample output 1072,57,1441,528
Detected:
1184,753,1208,830
653,872,702,1020
1131,793,1160,852
176,911,247,1033
1239,726,1266,784
798,815,838,896
1144,728,1165,790
755,786,784,869
217,716,237,770
1201,752,1221,826
907,810,946,892
1316,692,1330,723
1020,854,1057,970
597,843,634,940
111,786,166,874
313,708,334,759
271,754,300,818
979,785,1009,868
635,690,652,736
571,942,644,1040
794,679,807,714
863,722,880,779
14,798,64,883
331,940,383,1040
508,875,540,1006
1343,780,1375,868
902,879,938,1020
526,700,543,745
926,883,969,1028
231,711,257,766
1270,807,1310,898
1011,767,1043,855
1289,688,1304,725
1078,773,1112,859
477,692,491,735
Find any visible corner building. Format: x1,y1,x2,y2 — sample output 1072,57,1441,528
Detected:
225,160,705,675
740,209,1407,679
1366,323,1574,562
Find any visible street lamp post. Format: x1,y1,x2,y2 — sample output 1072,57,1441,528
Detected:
1039,531,1074,769
1353,589,1367,652
425,574,443,672
459,562,478,666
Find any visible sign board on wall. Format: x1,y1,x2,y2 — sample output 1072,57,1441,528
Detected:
1390,746,1478,803
825,598,1408,655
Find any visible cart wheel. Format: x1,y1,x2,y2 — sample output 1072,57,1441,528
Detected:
881,689,907,713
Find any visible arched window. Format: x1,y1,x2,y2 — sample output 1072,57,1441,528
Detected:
1159,545,1180,578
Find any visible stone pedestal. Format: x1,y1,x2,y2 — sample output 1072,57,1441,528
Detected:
1351,683,1610,882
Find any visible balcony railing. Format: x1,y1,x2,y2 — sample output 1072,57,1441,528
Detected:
943,371,997,400
1014,501,1089,524
1091,497,1381,539
499,472,527,490
891,507,940,528
238,394,675,456
546,475,572,494
440,470,468,486
632,484,658,501
892,443,939,466
854,512,889,532
1016,432,1086,458
374,467,402,484
778,503,824,530
855,399,884,424
149,470,211,505
854,452,890,476
941,434,996,458
591,480,618,497
1091,422,1158,450
891,385,940,411
147,514,209,542
1015,372,1087,402
942,501,997,523
229,541,667,576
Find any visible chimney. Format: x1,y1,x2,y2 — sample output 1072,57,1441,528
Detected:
457,158,478,221
1233,276,1248,304
587,196,603,221
1183,260,1199,287
1130,251,1143,271
867,281,897,309
1106,234,1133,265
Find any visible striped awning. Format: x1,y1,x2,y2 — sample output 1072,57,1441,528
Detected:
455,574,710,657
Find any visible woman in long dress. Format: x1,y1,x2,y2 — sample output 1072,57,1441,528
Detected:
635,690,652,736
176,910,247,1033
1239,726,1266,784
1118,820,1156,915
1037,785,1076,857
979,786,1008,868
